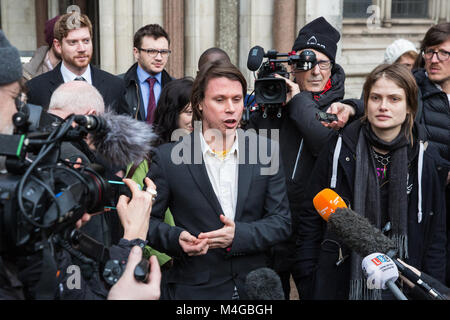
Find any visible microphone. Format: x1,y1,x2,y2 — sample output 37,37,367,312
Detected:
362,253,407,300
245,268,285,300
247,46,265,71
74,112,157,168
313,187,347,221
313,188,446,300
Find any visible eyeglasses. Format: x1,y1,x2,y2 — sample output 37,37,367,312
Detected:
422,49,450,62
293,60,333,72
137,48,171,58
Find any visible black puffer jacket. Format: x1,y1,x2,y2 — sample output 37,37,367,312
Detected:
413,68,450,166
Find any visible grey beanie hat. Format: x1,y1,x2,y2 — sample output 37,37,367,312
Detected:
0,30,22,85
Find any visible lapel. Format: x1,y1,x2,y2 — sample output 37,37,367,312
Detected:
91,65,106,94
234,132,254,221
138,84,146,121
185,131,224,217
48,63,65,94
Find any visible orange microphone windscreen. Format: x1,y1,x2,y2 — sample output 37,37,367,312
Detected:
313,188,347,222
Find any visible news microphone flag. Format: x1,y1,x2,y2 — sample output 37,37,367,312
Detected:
313,188,347,221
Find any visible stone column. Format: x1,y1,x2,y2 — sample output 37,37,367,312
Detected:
383,0,392,28
48,0,60,18
438,0,449,22
115,0,134,75
296,0,307,34
133,0,163,32
1,0,37,51
216,0,239,66
35,0,49,48
239,0,274,91
184,0,216,77
303,0,344,63
164,0,184,78
73,0,87,14
99,0,116,73
273,0,296,54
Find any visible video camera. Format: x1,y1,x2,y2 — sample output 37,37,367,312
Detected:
0,103,130,256
246,46,318,119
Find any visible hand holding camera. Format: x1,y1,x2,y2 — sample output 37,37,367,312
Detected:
107,246,161,300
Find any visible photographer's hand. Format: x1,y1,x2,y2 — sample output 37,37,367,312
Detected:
107,246,161,300
274,73,300,103
323,102,355,130
117,177,156,241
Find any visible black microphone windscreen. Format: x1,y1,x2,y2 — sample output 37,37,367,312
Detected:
329,207,396,257
247,46,265,71
90,112,157,168
245,267,285,300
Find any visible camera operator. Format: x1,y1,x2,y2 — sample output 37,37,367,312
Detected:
0,31,161,300
246,17,363,299
0,30,28,299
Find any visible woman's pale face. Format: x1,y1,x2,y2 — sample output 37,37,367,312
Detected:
367,77,409,141
178,104,193,134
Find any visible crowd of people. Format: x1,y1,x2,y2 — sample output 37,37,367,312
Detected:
0,12,449,301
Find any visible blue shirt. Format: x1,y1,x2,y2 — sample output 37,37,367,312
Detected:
137,65,162,119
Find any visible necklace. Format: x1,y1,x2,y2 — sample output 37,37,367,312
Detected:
372,150,391,166
372,149,390,179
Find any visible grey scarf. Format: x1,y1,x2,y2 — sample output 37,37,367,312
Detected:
350,122,409,300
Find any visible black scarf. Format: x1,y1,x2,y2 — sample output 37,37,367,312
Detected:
350,121,410,300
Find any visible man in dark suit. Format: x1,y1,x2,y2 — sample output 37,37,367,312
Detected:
25,13,128,113
147,61,291,300
121,24,173,123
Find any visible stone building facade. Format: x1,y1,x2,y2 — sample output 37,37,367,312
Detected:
1,0,449,98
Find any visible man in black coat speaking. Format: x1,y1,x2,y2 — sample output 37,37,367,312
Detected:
146,61,291,300
25,13,128,114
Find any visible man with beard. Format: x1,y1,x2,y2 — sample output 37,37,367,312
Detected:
412,22,450,286
25,13,128,113
246,16,363,300
413,22,449,181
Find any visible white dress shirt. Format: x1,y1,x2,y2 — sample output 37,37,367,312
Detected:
200,132,239,221
60,62,92,85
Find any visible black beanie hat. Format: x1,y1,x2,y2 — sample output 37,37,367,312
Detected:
292,16,341,62
0,30,22,85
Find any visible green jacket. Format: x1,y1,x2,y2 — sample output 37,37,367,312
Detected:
126,160,174,266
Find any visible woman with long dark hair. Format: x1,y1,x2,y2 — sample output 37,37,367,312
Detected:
152,77,194,147
295,63,447,300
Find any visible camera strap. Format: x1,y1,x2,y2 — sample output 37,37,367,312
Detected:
34,233,57,300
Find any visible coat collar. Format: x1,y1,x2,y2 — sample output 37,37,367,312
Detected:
181,129,255,220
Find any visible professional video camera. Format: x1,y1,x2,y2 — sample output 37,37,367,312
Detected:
246,46,318,119
0,103,132,256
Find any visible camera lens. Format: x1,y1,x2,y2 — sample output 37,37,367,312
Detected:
255,78,287,105
261,82,282,100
